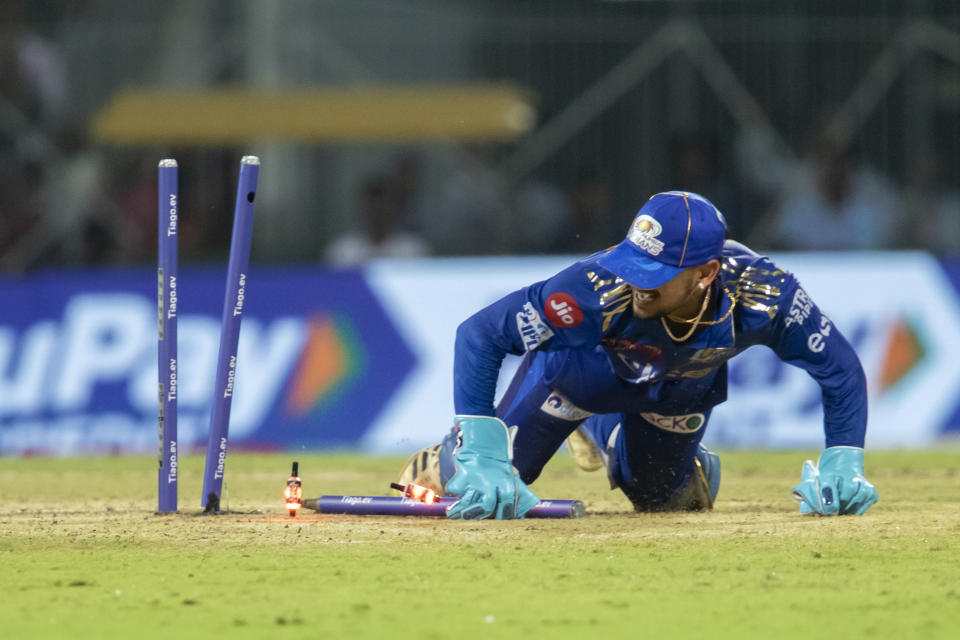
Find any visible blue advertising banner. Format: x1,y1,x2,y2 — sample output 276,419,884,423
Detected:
2,253,959,456
0,267,416,455
705,252,960,448
362,254,960,452
938,257,960,434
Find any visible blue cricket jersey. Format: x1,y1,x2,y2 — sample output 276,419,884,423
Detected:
454,240,867,447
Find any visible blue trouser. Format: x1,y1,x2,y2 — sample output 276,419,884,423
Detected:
471,351,711,510
575,411,710,509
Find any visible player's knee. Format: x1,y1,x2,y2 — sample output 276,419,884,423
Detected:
617,446,721,512
619,475,683,511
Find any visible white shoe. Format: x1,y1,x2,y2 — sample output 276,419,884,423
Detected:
565,426,605,472
395,444,445,494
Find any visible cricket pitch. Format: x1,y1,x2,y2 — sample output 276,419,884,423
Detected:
1,450,958,640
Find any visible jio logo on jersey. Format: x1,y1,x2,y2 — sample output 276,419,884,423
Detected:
544,293,583,328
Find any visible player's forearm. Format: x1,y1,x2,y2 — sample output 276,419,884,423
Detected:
820,362,868,448
453,289,537,414
769,278,869,449
453,315,510,415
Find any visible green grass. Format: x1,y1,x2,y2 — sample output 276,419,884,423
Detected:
1,451,958,639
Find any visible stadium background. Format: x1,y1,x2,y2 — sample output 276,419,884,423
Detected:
3,0,960,456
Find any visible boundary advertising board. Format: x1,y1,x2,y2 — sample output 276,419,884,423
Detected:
1,253,958,455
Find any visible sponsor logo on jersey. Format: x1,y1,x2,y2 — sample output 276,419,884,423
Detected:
544,293,583,327
601,339,663,383
516,302,555,351
784,287,814,327
807,314,833,353
601,338,662,358
540,392,594,421
616,354,658,382
627,215,665,256
640,411,705,434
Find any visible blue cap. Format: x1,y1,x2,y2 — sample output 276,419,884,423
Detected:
597,191,726,289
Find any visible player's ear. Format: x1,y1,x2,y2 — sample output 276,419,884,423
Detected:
698,260,720,285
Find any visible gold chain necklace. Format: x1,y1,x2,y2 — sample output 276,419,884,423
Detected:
660,286,711,342
681,285,738,327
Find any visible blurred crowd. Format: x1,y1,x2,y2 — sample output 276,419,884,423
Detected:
325,125,960,266
0,6,260,270
3,5,960,273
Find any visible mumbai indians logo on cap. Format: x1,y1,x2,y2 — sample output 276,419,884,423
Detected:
627,214,665,256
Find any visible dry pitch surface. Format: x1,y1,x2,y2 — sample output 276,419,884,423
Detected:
1,451,958,640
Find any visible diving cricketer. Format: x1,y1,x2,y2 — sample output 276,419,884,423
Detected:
399,191,878,519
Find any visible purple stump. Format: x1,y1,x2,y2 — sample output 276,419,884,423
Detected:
157,159,178,513
303,495,586,519
201,156,260,511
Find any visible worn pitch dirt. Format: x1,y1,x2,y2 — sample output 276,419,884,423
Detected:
1,451,958,639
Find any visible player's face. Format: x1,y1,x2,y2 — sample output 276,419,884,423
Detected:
631,267,705,319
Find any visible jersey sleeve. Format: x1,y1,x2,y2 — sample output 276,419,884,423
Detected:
453,261,606,415
759,263,868,447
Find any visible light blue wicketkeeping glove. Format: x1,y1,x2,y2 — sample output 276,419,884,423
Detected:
792,446,878,516
445,415,540,520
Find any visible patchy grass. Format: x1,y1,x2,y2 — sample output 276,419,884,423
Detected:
1,451,958,639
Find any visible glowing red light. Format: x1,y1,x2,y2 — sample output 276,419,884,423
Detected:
285,475,302,517
405,483,437,504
